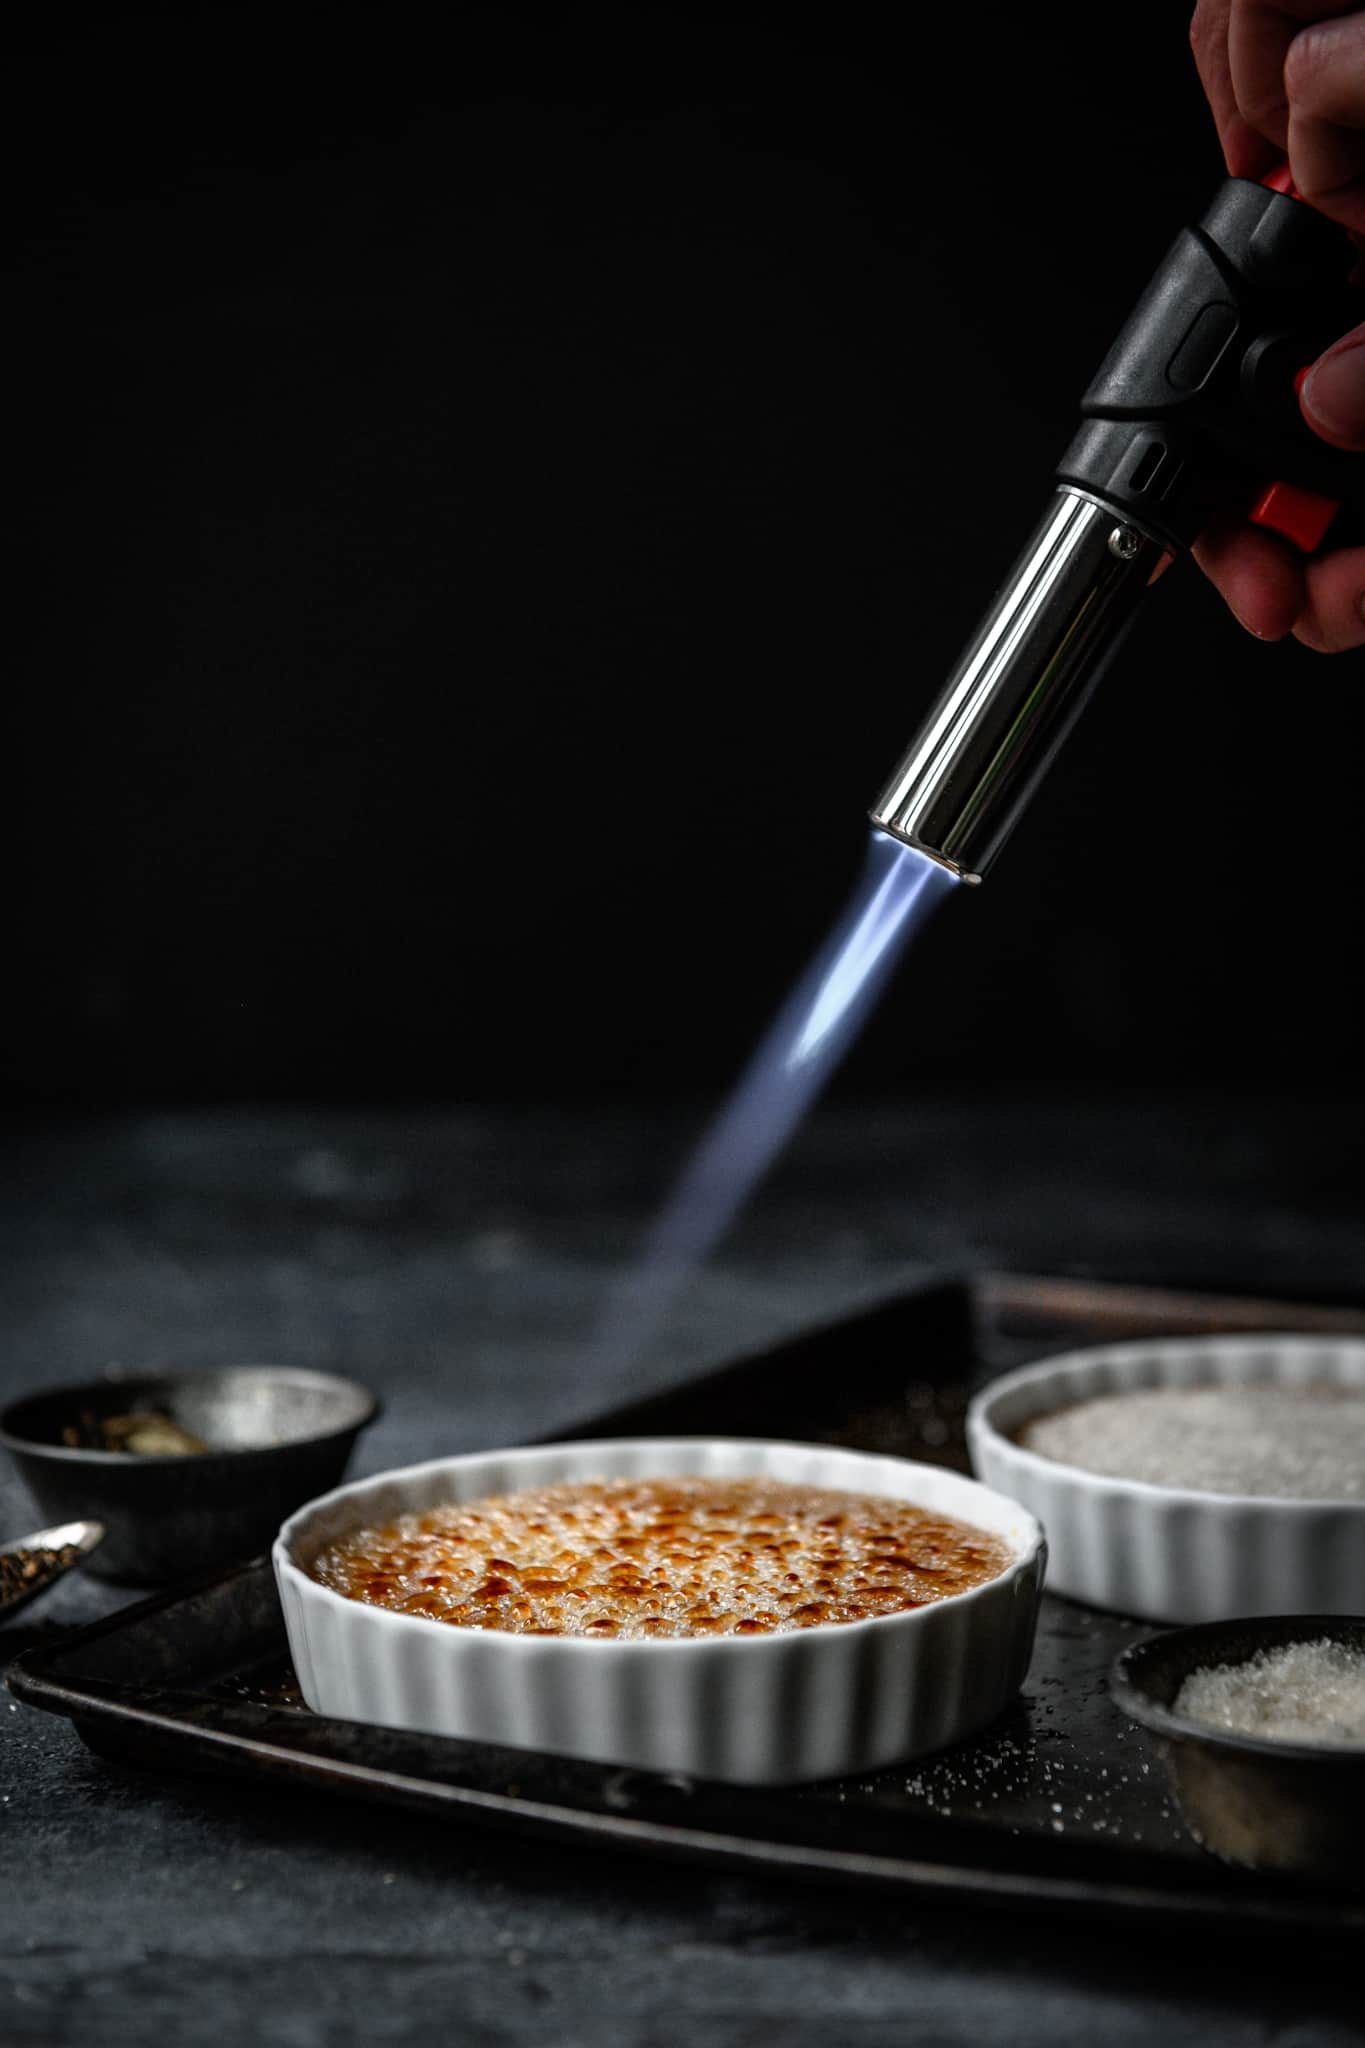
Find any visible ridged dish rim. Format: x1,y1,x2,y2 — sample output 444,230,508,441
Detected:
967,1334,1365,1513
275,1434,1045,1654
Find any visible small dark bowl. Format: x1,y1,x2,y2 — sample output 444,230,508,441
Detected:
1111,1616,1365,1883
0,1368,379,1584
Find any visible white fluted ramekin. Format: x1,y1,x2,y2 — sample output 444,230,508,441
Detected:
967,1335,1365,1624
275,1437,1045,1785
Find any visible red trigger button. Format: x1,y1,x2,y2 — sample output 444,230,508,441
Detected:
1263,162,1303,200
1248,480,1339,553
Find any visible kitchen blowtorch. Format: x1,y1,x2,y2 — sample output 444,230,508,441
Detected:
871,169,1362,881
598,168,1365,1374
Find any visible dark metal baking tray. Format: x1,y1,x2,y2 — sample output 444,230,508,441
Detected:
10,1272,1365,1930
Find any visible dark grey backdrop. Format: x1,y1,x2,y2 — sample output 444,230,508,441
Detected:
12,2,1364,1104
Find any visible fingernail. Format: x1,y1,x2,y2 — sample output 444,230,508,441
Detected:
1301,342,1365,450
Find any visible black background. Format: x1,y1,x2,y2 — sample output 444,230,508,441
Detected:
11,1,1365,1107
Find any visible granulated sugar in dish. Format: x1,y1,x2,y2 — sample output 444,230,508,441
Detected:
1018,1385,1365,1499
1174,1639,1365,1747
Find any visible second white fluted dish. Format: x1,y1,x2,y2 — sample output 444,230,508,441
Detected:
968,1335,1365,1624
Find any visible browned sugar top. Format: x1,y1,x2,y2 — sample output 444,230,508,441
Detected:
309,1475,1010,1638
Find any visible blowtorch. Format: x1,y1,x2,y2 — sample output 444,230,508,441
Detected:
602,168,1365,1370
871,168,1362,882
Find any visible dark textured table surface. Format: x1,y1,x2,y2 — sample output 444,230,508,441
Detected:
4,1099,1365,2047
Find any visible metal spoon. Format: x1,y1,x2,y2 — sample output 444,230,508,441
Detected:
0,1520,105,1621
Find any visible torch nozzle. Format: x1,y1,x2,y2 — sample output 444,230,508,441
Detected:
870,489,1167,881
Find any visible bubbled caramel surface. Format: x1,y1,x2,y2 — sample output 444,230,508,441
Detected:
309,1476,1010,1638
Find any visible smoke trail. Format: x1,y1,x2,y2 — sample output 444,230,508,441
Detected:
596,831,956,1373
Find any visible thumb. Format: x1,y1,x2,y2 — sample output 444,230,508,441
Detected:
1300,321,1365,451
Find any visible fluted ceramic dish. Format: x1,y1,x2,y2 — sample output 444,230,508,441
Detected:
275,1437,1046,1785
967,1335,1365,1624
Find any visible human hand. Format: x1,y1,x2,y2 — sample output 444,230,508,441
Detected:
1190,0,1365,649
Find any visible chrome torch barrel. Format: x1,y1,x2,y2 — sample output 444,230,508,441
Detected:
870,489,1169,882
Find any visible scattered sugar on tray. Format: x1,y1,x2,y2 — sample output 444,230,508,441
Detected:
1019,1384,1365,1499
1174,1638,1365,1747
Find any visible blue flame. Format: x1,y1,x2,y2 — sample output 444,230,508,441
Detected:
785,836,951,1067
597,832,956,1371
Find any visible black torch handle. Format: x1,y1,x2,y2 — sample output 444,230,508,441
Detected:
1057,175,1361,555
870,171,1363,882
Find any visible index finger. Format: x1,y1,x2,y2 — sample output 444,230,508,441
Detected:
1228,1,1359,152
1191,0,1282,174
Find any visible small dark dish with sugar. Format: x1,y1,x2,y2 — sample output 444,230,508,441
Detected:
1111,1615,1365,1882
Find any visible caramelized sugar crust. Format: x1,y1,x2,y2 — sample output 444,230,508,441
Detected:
310,1476,1010,1638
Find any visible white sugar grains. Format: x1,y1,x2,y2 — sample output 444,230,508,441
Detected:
1018,1385,1365,1499
1174,1639,1365,1747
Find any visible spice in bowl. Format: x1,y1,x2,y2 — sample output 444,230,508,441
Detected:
60,1408,207,1457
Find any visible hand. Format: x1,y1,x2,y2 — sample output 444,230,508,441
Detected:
1190,1,1365,649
